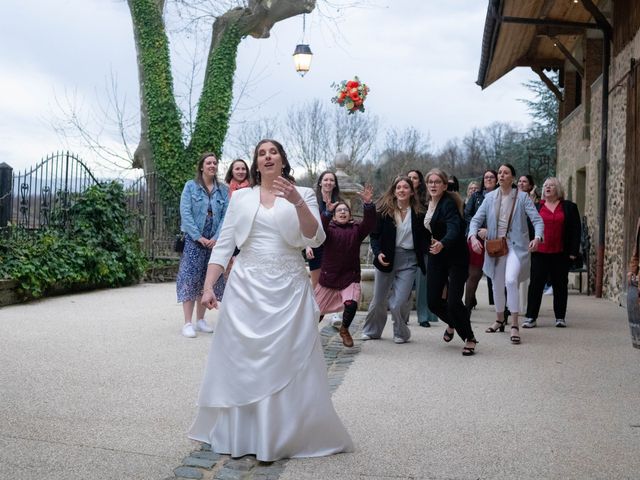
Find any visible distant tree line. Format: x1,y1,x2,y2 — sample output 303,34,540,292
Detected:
226,77,558,194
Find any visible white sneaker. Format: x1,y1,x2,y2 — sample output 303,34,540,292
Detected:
393,336,408,344
522,318,537,328
182,323,197,338
555,319,567,328
360,333,372,341
195,319,214,333
331,314,342,329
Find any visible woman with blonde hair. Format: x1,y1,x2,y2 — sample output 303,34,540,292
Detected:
424,169,478,355
465,181,480,208
522,177,581,328
361,176,429,343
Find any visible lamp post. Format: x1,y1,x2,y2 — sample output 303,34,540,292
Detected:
292,14,313,76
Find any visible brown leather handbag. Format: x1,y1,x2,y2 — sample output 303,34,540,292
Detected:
486,236,509,257
486,191,517,258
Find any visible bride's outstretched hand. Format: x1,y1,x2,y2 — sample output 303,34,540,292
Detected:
273,176,303,206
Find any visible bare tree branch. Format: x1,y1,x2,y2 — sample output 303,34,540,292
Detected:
50,75,137,172
283,99,331,179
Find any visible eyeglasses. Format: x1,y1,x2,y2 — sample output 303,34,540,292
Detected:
335,208,350,213
427,180,443,185
484,175,496,180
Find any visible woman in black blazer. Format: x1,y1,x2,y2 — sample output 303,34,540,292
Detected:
361,176,428,343
424,169,477,356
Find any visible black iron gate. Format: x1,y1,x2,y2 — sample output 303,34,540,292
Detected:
7,151,99,231
1,152,180,260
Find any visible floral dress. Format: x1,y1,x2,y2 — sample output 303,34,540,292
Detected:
176,214,225,302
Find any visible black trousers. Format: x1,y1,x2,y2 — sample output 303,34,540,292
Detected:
526,252,570,320
427,261,474,341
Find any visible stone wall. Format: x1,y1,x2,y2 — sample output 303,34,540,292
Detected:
557,103,591,293
556,30,640,304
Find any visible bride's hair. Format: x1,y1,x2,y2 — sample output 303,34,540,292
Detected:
250,139,295,186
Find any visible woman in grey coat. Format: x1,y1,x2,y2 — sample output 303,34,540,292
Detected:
468,163,543,344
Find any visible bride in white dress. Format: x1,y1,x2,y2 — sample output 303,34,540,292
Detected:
189,139,354,461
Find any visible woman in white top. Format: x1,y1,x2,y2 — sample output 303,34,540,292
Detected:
361,176,429,343
189,139,353,461
468,163,543,344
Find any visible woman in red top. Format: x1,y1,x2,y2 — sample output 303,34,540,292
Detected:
522,178,581,328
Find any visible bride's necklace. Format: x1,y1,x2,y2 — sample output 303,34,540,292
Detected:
398,203,409,213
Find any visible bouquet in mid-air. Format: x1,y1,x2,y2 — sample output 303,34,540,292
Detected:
331,76,369,114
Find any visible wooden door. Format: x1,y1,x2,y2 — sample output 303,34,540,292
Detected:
625,58,640,282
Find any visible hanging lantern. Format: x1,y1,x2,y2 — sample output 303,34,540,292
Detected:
292,14,312,76
293,43,313,76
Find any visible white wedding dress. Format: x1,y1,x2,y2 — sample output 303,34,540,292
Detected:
188,205,353,461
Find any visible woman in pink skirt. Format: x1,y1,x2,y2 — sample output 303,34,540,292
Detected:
314,185,376,347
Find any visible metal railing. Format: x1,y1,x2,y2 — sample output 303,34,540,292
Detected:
123,172,181,259
1,153,180,260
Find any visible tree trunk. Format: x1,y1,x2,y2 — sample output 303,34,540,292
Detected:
129,0,159,172
128,0,316,200
127,0,187,200
188,0,317,158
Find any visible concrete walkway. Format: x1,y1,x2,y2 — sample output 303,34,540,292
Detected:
1,281,639,479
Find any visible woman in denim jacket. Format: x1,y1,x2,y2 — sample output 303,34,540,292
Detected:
176,152,229,338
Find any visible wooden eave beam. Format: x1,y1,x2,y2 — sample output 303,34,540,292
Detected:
579,0,613,38
550,36,585,77
499,15,598,30
536,25,586,37
515,58,564,69
531,66,563,101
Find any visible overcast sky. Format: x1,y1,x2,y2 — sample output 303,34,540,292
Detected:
0,0,538,175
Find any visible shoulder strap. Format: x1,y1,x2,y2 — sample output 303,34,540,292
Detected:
505,190,517,236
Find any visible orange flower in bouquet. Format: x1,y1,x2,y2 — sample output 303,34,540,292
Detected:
331,76,369,114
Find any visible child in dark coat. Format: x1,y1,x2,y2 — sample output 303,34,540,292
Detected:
314,185,376,347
